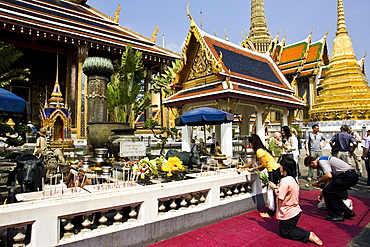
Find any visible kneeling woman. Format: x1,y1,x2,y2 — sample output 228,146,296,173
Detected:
269,158,323,245
238,134,281,218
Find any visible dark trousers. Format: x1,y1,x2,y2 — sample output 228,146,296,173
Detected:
267,167,281,216
323,170,358,217
365,158,370,185
279,212,310,243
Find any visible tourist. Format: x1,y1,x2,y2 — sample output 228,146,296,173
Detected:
269,132,283,162
210,133,216,155
197,138,209,156
290,128,302,176
348,127,363,176
361,132,370,186
237,134,281,218
304,156,358,221
281,126,299,179
305,124,327,181
363,129,370,140
329,125,357,164
269,158,323,245
33,128,47,155
27,120,37,134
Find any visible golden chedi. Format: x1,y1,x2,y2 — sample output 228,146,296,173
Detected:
309,0,370,122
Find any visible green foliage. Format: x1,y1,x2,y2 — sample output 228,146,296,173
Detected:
143,119,179,155
150,59,180,97
5,137,24,147
107,44,149,127
14,124,31,135
0,122,13,136
0,123,29,147
0,41,30,87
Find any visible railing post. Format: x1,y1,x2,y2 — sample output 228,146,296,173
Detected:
138,197,158,223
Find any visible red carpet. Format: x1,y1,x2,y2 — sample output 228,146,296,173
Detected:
149,190,370,247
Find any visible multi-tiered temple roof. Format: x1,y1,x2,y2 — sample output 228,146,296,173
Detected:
164,18,304,110
0,0,178,61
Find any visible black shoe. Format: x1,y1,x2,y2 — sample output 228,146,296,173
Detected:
325,216,344,222
343,211,356,219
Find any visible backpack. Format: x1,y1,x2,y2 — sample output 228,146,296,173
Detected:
297,135,302,149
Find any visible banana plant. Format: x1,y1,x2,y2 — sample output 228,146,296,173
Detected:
0,41,30,87
107,44,149,128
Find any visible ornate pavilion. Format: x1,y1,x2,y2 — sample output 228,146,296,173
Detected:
0,0,179,139
163,10,304,156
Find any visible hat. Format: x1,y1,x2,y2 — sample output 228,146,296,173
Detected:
38,128,47,136
367,130,370,132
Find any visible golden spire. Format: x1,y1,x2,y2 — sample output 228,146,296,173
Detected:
336,0,348,35
247,0,272,53
49,55,64,106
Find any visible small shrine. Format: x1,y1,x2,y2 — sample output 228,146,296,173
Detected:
41,57,73,148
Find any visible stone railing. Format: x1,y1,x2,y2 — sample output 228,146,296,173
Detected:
0,170,263,247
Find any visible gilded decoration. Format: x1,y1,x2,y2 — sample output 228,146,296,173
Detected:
151,25,159,43
114,4,121,23
309,0,370,122
177,4,223,85
188,48,213,80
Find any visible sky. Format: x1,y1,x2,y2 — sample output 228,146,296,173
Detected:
88,0,370,67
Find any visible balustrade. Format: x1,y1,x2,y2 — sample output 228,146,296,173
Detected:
0,222,32,247
59,203,140,244
157,190,209,216
0,170,259,247
220,182,252,200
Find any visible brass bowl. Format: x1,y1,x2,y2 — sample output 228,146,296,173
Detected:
90,167,103,171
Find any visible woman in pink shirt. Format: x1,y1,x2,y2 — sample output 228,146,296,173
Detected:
269,158,323,245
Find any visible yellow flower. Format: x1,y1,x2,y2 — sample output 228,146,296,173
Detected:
167,172,173,177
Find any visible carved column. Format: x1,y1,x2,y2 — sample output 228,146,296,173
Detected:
82,57,114,123
76,45,88,138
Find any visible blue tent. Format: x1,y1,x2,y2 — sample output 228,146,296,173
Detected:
0,87,30,114
175,106,234,126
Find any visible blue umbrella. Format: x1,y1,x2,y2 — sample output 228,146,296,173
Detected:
0,87,30,114
175,106,234,126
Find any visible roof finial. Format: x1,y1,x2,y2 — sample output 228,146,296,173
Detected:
200,10,203,30
186,3,193,21
151,24,159,43
325,27,330,36
224,28,229,42
283,30,288,39
187,3,196,28
337,0,348,35
309,26,314,36
114,4,121,23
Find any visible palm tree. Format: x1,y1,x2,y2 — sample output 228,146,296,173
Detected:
0,41,30,87
107,44,149,128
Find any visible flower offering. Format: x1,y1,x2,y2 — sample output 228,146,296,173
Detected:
161,157,185,177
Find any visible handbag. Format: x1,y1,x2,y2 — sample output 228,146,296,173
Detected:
266,185,275,211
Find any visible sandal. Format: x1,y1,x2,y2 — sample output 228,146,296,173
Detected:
260,212,273,219
309,232,323,246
